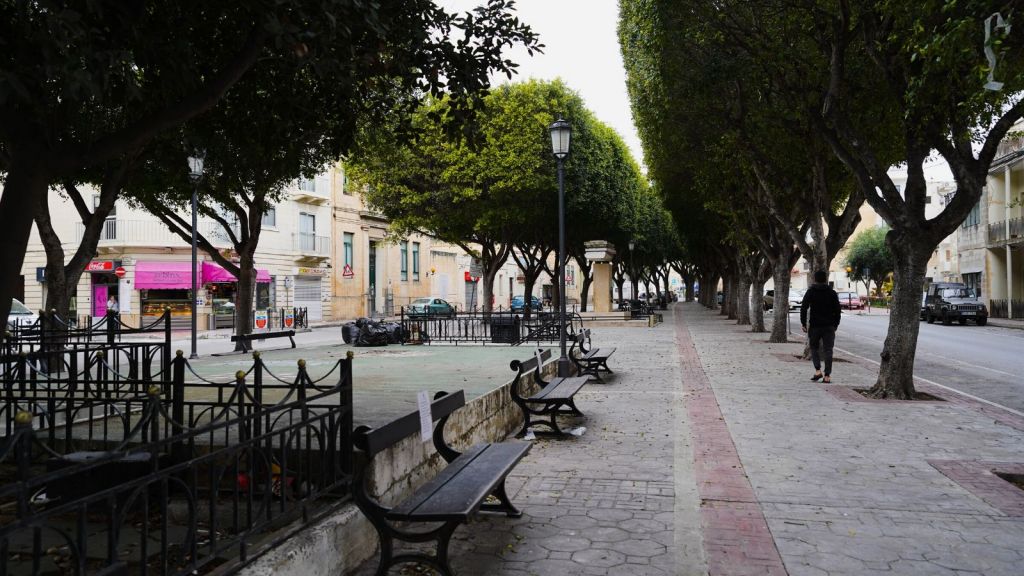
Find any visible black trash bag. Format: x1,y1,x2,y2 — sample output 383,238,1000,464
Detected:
379,322,406,344
355,317,371,328
355,322,389,347
341,322,359,344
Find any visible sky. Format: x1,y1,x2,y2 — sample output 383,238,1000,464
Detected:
439,0,645,169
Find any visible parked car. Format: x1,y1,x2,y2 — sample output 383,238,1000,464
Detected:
510,295,542,313
406,297,456,318
837,291,864,310
763,290,775,311
925,282,987,326
788,289,806,311
920,291,928,321
6,298,38,328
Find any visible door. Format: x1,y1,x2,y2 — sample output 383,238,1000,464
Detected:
299,212,316,251
93,284,108,317
368,241,377,314
293,277,322,321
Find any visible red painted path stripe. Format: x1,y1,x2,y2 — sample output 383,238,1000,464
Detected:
675,312,789,576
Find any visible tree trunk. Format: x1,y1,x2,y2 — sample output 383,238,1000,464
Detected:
736,276,751,325
750,277,766,332
868,236,930,399
522,275,537,322
727,275,739,320
234,251,257,351
479,245,510,314
0,160,49,331
574,255,593,312
685,278,695,302
770,258,792,343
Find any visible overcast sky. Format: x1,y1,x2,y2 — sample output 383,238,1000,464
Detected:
439,0,645,170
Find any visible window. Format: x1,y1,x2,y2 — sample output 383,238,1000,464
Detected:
400,242,409,281
962,201,981,228
256,282,271,308
412,242,420,281
341,167,351,195
299,213,316,251
262,207,277,227
344,233,354,267
298,178,316,192
962,272,982,296
924,195,932,204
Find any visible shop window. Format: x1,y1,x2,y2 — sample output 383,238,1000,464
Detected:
412,242,420,281
256,282,271,309
344,233,354,267
401,242,408,281
262,207,277,227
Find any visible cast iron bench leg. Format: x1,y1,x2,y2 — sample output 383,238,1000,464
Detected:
480,478,523,518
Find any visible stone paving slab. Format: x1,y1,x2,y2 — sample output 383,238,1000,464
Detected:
684,304,1024,576
350,319,705,575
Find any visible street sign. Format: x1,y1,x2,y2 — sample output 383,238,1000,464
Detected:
342,264,354,278
114,266,126,278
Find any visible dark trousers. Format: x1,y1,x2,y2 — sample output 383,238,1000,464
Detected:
808,325,836,376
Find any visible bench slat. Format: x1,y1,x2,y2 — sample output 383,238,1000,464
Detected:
529,376,589,401
387,442,531,522
583,347,616,361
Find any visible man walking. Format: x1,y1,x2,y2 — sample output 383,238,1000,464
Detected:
800,270,842,383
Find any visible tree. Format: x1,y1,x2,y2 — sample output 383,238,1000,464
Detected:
845,227,894,299
0,0,539,329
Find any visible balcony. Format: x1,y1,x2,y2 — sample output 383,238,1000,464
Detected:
293,232,330,259
292,180,331,205
987,217,1024,246
75,219,234,251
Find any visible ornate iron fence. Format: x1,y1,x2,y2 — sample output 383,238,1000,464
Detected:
0,351,354,575
399,309,584,345
988,299,1024,319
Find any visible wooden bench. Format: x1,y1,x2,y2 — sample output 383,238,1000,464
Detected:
229,329,295,352
509,348,590,436
352,390,530,576
570,329,616,381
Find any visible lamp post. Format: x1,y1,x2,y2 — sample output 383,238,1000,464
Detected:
187,151,205,359
549,118,572,377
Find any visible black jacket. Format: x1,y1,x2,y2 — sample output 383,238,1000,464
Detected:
800,284,841,328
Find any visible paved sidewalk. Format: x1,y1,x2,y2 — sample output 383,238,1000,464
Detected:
346,304,1024,575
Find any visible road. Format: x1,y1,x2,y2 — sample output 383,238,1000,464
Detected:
809,310,1024,413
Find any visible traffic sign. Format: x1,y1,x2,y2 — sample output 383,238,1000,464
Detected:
342,264,354,278
114,266,126,278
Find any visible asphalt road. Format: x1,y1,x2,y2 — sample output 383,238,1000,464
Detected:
814,310,1024,413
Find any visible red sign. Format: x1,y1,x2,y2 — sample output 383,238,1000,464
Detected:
464,271,479,283
114,266,127,278
86,261,114,272
284,311,295,328
342,264,354,278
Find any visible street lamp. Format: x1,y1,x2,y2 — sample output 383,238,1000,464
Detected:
549,118,572,377
187,150,205,359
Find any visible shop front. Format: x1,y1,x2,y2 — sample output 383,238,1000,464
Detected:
87,260,120,320
202,262,272,329
136,261,199,329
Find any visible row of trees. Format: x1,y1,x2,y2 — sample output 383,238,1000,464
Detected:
348,79,682,316
0,0,542,347
620,0,1023,398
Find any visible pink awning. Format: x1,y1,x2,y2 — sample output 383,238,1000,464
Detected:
135,261,199,290
201,261,271,284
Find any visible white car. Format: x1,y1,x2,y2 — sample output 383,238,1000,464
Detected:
788,289,806,311
7,298,39,328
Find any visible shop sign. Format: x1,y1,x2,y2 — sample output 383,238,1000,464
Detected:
295,266,327,276
86,261,115,272
342,264,354,278
284,310,295,328
255,309,268,330
464,271,480,283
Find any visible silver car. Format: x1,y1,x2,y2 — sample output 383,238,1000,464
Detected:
7,298,39,327
788,289,806,311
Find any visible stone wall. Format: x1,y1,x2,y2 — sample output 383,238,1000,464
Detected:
240,359,553,576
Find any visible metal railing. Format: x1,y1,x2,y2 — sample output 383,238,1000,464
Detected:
988,299,1024,319
293,232,330,256
0,352,354,575
74,218,234,247
987,217,1024,245
399,308,584,345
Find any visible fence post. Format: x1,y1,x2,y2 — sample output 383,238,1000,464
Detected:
170,352,186,464
163,310,172,382
252,352,263,441
13,411,34,519
341,351,354,481
106,310,116,345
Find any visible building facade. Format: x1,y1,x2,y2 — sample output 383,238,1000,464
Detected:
18,174,334,328
958,123,1024,318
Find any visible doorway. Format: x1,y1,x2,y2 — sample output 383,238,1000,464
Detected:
368,241,378,315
